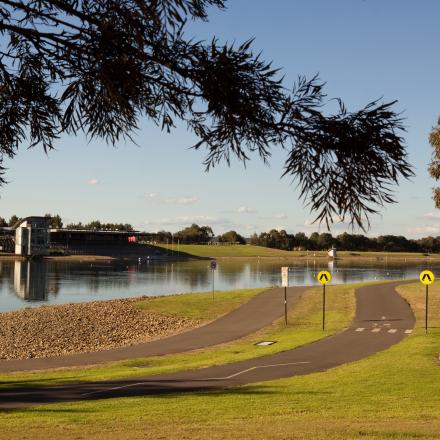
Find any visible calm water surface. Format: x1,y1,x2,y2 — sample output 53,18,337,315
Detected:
0,258,438,312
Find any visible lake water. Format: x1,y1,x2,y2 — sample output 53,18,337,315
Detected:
0,258,438,312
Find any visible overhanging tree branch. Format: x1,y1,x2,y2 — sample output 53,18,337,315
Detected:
0,0,413,229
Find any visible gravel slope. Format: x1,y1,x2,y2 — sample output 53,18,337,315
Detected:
0,298,199,360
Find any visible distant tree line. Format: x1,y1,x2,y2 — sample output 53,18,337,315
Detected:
65,220,134,232
1,215,440,253
142,224,246,245
142,224,216,244
0,215,22,227
0,213,63,228
0,214,133,232
249,230,440,253
144,225,440,253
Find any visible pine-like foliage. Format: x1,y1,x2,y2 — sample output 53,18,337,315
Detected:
0,1,413,229
428,117,440,208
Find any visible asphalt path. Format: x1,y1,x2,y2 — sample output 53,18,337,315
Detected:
0,281,415,409
0,286,308,373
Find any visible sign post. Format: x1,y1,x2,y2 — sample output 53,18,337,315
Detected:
281,267,289,326
317,270,331,331
419,270,435,334
210,260,217,299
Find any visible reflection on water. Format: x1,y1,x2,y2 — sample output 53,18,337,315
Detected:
0,258,438,312
13,261,48,301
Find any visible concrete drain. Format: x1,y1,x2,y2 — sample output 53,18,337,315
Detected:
255,341,276,346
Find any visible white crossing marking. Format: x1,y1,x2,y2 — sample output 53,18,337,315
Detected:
81,362,312,396
205,361,311,381
355,328,365,332
82,382,145,397
384,323,391,327
388,329,397,333
404,329,413,334
371,328,381,333
381,316,386,320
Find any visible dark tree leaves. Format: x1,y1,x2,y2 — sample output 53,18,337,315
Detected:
0,0,412,229
429,117,440,208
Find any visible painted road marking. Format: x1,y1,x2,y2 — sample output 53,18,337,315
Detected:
388,329,397,333
405,329,413,334
372,328,381,333
355,328,365,332
205,362,311,381
384,323,391,326
81,362,311,397
82,382,145,397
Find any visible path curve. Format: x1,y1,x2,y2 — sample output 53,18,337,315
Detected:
0,286,308,373
0,281,415,409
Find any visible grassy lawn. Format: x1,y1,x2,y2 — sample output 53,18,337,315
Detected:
135,287,266,321
2,280,439,439
157,243,308,258
157,243,440,261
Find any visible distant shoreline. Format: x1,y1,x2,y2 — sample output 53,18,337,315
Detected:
1,251,440,262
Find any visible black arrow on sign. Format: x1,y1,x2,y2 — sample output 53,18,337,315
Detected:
320,273,329,282
422,273,432,282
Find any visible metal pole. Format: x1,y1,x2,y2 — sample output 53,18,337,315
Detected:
322,284,326,331
284,286,287,326
212,268,214,300
425,284,428,334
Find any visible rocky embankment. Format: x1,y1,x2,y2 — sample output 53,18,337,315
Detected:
0,298,199,360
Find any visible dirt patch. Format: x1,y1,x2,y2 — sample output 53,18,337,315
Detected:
0,298,199,360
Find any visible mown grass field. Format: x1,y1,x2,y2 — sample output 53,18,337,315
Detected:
158,243,304,257
157,243,440,261
1,280,440,440
135,287,265,321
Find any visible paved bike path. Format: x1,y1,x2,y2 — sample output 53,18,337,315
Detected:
0,281,415,409
0,286,308,373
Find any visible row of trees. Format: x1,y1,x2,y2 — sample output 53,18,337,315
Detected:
65,221,134,232
144,225,440,253
143,224,216,244
0,213,63,228
0,215,21,227
143,224,246,245
3,215,440,252
250,230,440,253
0,214,133,231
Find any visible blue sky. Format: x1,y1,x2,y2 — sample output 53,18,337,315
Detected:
2,0,440,238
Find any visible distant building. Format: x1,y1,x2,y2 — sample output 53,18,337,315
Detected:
49,228,139,248
14,217,50,256
2,216,166,258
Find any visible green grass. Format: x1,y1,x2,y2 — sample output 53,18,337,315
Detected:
2,281,439,439
0,283,355,389
157,244,440,260
158,243,307,258
135,287,266,321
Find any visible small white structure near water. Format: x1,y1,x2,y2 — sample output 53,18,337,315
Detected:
328,247,337,258
14,217,50,256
